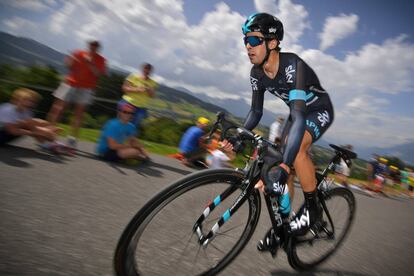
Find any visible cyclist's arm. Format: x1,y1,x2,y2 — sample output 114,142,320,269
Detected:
282,60,307,167
282,97,306,167
243,88,264,130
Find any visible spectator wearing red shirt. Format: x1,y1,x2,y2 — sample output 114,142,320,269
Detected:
47,40,106,149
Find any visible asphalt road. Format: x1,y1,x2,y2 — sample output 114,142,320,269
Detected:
0,138,413,276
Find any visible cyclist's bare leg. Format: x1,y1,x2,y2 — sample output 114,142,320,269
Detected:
293,131,316,192
118,148,147,160
289,131,323,235
287,173,295,203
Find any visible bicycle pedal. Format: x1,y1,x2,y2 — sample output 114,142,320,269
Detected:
257,232,280,258
257,240,278,258
309,220,328,237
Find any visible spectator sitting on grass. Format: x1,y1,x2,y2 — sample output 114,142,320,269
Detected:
96,102,149,163
0,88,62,147
179,117,210,167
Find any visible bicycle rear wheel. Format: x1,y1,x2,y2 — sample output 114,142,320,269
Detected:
288,187,356,270
114,169,261,276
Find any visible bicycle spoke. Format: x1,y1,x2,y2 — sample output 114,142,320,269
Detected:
208,242,227,255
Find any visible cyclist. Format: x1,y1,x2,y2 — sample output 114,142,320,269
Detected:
226,13,335,242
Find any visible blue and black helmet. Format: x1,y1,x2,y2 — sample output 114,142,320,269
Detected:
242,13,284,41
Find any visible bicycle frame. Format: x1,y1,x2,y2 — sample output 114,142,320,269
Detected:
193,113,351,248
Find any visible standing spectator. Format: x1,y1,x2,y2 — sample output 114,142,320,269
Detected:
368,155,388,193
400,169,410,191
388,165,401,185
96,102,149,163
367,154,379,183
268,116,285,144
47,40,107,149
335,144,353,188
0,88,61,146
120,63,158,132
179,117,210,167
408,169,414,196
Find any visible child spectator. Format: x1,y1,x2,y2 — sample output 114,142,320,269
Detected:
96,102,149,163
268,116,285,144
206,132,235,169
0,88,61,146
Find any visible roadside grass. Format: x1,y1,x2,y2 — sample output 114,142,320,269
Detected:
59,124,246,166
58,124,178,156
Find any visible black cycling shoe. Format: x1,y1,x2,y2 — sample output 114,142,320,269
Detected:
257,228,280,257
288,203,323,236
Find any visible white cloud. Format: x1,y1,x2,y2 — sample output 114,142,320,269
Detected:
254,0,310,44
329,95,414,147
345,35,414,93
0,0,56,11
319,13,359,51
3,16,36,31
254,0,278,14
300,36,414,147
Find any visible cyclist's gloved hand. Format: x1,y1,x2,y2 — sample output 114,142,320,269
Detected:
264,166,289,196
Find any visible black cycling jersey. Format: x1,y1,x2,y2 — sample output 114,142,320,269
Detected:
243,52,334,167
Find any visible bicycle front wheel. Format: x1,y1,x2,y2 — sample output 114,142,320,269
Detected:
114,169,261,276
288,187,356,270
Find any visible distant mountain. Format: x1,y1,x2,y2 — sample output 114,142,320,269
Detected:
157,84,229,115
174,87,283,126
0,31,66,72
355,141,414,165
0,31,127,76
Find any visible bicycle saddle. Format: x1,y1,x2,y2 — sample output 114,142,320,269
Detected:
329,144,357,160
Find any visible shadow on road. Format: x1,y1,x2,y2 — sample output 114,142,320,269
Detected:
75,148,100,160
106,159,192,177
145,160,192,176
0,144,67,167
271,269,369,276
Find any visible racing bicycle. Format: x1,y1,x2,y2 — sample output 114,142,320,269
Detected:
114,112,356,275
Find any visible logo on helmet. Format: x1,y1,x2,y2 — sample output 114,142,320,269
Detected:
269,27,277,33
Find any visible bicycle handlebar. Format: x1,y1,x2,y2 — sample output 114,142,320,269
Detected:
208,112,257,142
208,112,283,167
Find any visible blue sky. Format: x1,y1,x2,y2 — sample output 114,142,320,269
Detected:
0,0,413,148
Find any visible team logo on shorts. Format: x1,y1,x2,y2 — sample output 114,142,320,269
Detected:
317,110,330,127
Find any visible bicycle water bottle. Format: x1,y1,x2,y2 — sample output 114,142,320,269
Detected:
278,185,291,219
